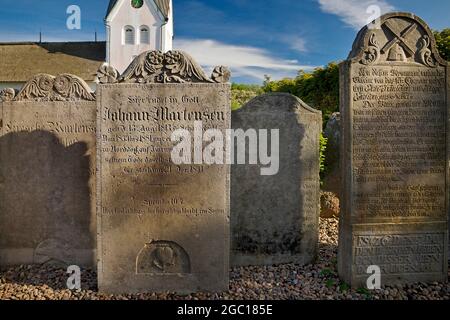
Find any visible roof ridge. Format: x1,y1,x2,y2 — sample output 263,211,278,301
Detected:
0,42,106,82
154,0,171,19
105,0,171,20
0,41,107,45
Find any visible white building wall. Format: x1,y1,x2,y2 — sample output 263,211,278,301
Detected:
161,1,173,52
106,0,173,74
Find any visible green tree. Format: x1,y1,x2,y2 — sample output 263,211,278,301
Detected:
262,63,340,124
231,83,264,110
434,29,450,61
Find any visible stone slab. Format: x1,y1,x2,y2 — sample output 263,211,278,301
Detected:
97,83,231,294
0,76,97,266
338,12,449,287
231,93,321,266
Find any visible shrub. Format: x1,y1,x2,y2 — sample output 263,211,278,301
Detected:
262,63,340,125
231,83,264,111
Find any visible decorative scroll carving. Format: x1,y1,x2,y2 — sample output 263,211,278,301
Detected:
211,66,231,83
360,33,380,65
418,35,438,68
0,88,16,102
120,50,230,84
15,74,95,102
97,63,120,84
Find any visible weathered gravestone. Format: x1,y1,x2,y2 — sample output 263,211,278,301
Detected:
0,74,97,266
339,12,449,287
231,93,321,266
97,51,231,294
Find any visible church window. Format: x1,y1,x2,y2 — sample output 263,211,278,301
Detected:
124,26,135,45
140,26,150,44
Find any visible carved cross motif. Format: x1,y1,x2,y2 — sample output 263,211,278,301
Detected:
381,20,417,57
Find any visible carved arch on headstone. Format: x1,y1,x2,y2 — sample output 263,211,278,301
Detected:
33,238,75,265
110,50,231,84
14,73,95,102
348,12,448,67
136,240,191,275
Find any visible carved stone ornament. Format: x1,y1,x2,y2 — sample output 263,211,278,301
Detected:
360,33,380,65
0,88,16,102
418,35,438,68
34,238,75,265
97,63,120,84
349,12,447,68
15,74,95,101
120,50,231,84
136,240,191,275
211,65,231,83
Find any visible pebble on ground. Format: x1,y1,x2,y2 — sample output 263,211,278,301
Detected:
0,218,449,300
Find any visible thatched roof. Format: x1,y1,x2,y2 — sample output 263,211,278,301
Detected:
106,0,119,19
0,42,106,82
154,0,171,19
106,0,171,20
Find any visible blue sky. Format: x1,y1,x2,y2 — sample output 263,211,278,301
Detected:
0,0,449,83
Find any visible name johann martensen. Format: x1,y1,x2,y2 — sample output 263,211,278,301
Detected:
104,107,226,122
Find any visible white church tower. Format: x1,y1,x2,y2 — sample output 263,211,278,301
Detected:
105,0,173,74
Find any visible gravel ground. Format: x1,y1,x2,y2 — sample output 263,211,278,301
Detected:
1,218,449,300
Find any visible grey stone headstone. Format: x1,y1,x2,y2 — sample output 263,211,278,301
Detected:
231,93,321,266
339,12,449,287
0,74,97,267
96,51,231,294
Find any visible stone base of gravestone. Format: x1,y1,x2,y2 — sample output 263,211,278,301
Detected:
231,93,321,266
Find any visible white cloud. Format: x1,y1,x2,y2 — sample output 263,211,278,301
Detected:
280,35,308,53
174,38,315,81
317,0,395,30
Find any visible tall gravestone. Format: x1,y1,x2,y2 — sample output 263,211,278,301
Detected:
339,12,449,287
231,93,321,266
97,51,231,294
0,74,97,266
